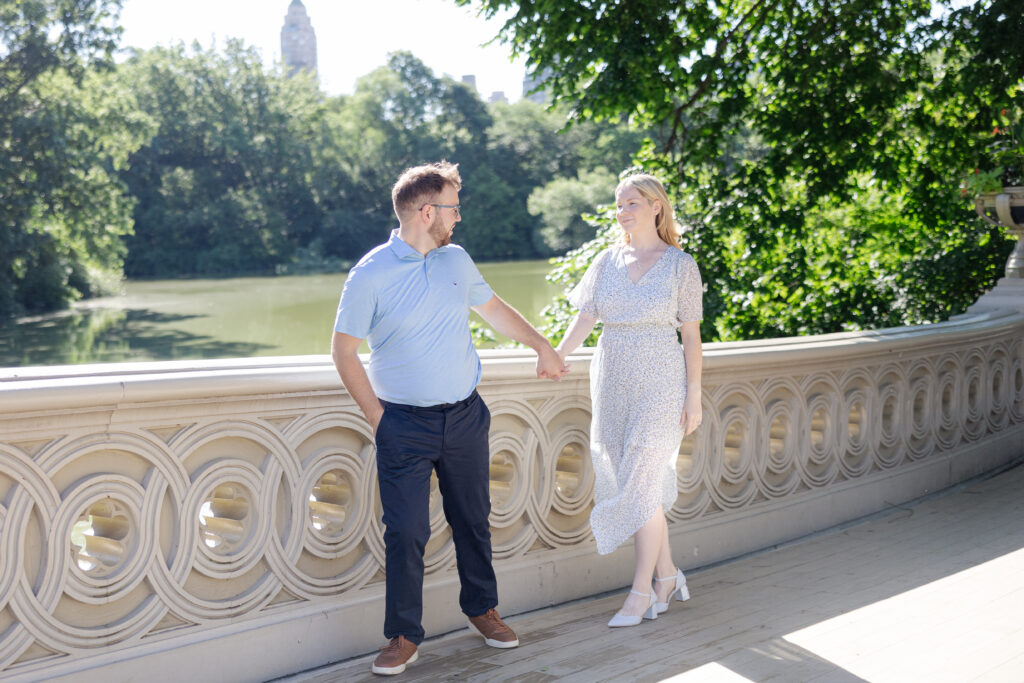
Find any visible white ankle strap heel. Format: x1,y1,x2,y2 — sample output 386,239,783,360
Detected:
653,568,690,614
607,590,658,627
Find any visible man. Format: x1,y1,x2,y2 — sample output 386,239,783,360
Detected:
331,161,568,676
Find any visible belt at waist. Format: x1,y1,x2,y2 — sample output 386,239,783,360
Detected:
601,324,678,338
380,390,479,413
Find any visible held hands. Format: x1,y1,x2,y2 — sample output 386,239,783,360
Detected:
680,392,702,435
536,345,570,381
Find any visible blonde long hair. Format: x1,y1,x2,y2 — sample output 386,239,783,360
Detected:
615,173,682,248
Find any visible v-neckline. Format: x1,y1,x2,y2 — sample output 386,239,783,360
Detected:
620,246,669,285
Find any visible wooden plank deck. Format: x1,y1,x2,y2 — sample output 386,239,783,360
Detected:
278,462,1024,683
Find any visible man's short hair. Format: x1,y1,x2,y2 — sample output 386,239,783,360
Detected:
392,161,462,221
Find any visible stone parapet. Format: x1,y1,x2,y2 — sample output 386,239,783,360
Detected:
0,309,1022,681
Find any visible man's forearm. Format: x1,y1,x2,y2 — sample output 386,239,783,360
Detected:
481,297,550,350
475,294,567,379
334,351,383,428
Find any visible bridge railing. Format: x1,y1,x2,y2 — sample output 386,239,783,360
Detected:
1,307,1022,682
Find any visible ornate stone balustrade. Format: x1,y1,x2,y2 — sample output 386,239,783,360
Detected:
1,308,1022,682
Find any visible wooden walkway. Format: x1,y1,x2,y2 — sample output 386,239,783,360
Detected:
279,462,1024,683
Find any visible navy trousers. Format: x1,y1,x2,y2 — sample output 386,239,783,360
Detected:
374,390,497,645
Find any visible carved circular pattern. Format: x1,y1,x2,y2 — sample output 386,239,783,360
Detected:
963,349,988,440
799,376,840,487
0,334,1018,674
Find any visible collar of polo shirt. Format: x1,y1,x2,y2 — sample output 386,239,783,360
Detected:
388,229,449,261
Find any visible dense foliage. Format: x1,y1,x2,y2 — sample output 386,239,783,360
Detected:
117,45,643,279
461,0,1024,342
120,42,323,277
0,8,642,315
528,167,617,253
0,0,149,317
4,0,1021,350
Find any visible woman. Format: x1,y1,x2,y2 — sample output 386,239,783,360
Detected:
556,172,703,627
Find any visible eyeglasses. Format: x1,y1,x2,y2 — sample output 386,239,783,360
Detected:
421,203,461,217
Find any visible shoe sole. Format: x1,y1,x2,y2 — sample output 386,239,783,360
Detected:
371,650,418,675
467,620,519,648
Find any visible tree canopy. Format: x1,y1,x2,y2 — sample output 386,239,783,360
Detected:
0,0,142,317
0,12,645,320
120,41,324,277
460,0,1024,342
6,0,1020,351
528,167,617,253
117,46,644,278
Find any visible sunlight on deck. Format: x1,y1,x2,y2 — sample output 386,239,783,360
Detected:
784,548,1024,682
660,662,758,681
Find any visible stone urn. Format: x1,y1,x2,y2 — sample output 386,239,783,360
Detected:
975,186,1024,278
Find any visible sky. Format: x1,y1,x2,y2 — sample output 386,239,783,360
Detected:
118,0,529,101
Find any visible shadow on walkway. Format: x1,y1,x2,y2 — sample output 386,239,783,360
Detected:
282,461,1024,682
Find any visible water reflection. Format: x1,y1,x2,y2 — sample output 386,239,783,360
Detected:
0,261,561,368
0,307,270,366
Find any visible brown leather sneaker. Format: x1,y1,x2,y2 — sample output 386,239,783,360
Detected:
371,636,418,675
467,608,519,648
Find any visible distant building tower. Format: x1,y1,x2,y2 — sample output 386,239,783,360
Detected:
488,91,508,104
281,0,317,77
461,75,478,91
522,67,552,104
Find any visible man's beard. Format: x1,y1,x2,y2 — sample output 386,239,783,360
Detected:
429,213,452,247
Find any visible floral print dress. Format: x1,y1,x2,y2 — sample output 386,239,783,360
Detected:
569,246,703,555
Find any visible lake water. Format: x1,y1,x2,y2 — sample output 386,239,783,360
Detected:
0,260,563,367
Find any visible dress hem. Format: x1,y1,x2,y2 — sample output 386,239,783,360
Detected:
592,497,667,556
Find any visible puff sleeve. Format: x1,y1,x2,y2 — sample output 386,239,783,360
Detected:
675,252,703,324
568,248,610,319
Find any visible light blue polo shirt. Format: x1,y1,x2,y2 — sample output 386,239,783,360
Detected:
333,230,494,406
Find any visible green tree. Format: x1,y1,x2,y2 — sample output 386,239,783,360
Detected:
120,41,323,277
528,166,617,254
0,0,142,317
473,100,645,260
113,44,649,276
313,52,498,260
315,53,644,262
460,0,1022,341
